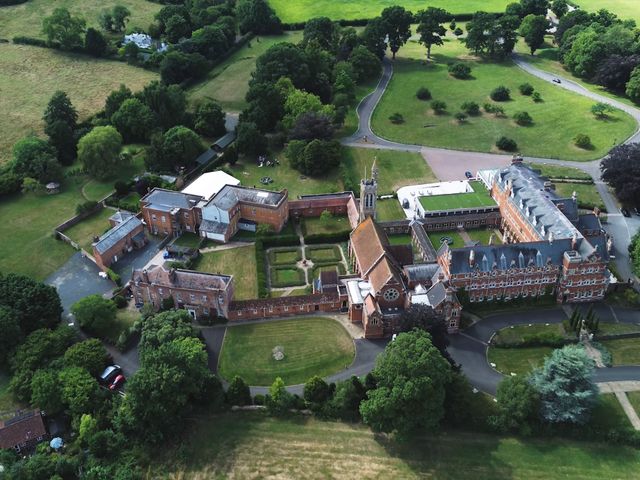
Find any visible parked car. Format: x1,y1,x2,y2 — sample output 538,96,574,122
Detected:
621,208,631,217
465,171,473,179
100,365,121,385
109,374,126,391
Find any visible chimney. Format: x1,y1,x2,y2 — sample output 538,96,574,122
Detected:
169,267,177,283
469,249,475,267
571,233,578,250
142,269,149,283
548,231,554,245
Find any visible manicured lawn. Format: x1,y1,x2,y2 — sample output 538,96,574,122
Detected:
555,182,606,212
627,391,640,417
269,248,302,265
492,324,569,346
81,149,146,201
311,263,346,281
488,345,555,376
63,207,114,252
601,338,640,366
376,199,406,221
218,317,355,385
270,287,310,298
172,233,202,249
466,228,502,245
302,216,351,236
268,0,510,23
419,181,495,211
0,43,157,165
596,322,640,336
528,163,592,181
372,34,636,161
306,245,341,263
153,411,640,479
574,0,640,28
270,266,305,287
192,245,257,300
0,0,161,39
341,147,437,195
590,393,633,432
428,230,466,250
188,31,303,111
388,234,412,245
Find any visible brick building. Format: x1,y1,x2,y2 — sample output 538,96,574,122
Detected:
131,265,233,320
228,292,344,320
140,189,204,237
0,410,48,454
92,211,146,270
289,192,359,228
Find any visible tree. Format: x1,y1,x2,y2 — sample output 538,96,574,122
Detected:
359,330,451,436
563,28,608,78
626,66,640,103
491,85,511,101
59,366,101,418
591,102,614,118
235,121,267,157
30,369,63,415
348,45,382,83
448,62,472,79
42,7,86,50
111,98,156,143
461,101,481,115
520,0,549,17
194,100,226,138
0,307,21,367
226,376,251,406
157,126,204,171
139,81,186,130
138,310,198,358
112,5,131,32
416,87,432,100
289,112,334,142
530,345,597,424
71,295,117,337
64,339,109,376
11,137,62,184
44,91,78,132
431,100,447,114
123,41,140,63
594,55,640,92
573,133,592,149
513,111,533,126
551,0,568,18
380,6,413,59
243,81,286,133
85,27,107,57
519,83,535,95
165,14,191,43
287,139,341,176
520,14,548,55
361,17,387,59
78,126,123,180
490,375,539,434
416,7,449,59
46,121,76,166
496,136,518,151
105,84,133,119
302,17,338,52
252,43,310,91
0,273,62,335
160,51,208,84
464,12,519,58
398,305,449,360
266,377,294,416
0,172,22,197
326,376,367,421
236,0,282,35
601,143,640,206
304,375,332,407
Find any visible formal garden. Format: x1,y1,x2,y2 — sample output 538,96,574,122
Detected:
428,227,502,250
217,317,355,385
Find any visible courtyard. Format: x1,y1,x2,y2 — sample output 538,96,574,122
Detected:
192,245,258,300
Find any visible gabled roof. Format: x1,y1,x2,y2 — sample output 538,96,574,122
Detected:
141,188,203,212
109,210,134,225
132,265,232,291
93,215,143,255
0,410,47,449
350,217,389,275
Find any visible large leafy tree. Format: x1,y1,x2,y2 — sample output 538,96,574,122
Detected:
138,309,197,359
520,14,548,55
550,0,568,18
236,0,282,35
530,345,597,424
42,7,86,50
59,366,101,418
157,126,204,171
398,304,451,363
601,143,640,206
464,12,519,58
226,376,252,406
104,84,133,119
286,139,341,176
359,329,452,436
194,100,226,137
266,377,294,416
416,7,450,59
302,17,338,52
71,295,117,337
0,306,21,367
30,369,64,415
490,375,540,434
235,121,268,157
44,90,78,131
563,27,608,78
594,55,640,92
64,339,110,376
252,43,310,91
519,0,549,17
85,27,108,57
138,81,187,130
111,98,156,143
360,17,387,59
289,112,334,142
10,137,62,184
160,51,208,84
327,375,367,421
282,88,334,130
627,66,640,103
78,126,123,180
43,91,78,164
380,6,413,59
348,45,382,83
242,81,286,133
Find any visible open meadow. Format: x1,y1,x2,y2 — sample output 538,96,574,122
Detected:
372,33,636,161
574,0,640,25
0,43,157,165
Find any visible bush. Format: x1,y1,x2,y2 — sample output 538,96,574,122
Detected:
113,295,127,308
114,180,129,196
253,394,265,406
389,112,404,124
490,86,511,101
496,136,518,151
513,111,533,126
448,62,472,79
75,201,98,216
532,91,542,102
416,87,432,100
454,112,468,123
161,296,175,311
431,100,447,114
519,83,534,95
106,268,121,286
0,173,23,196
461,101,480,116
484,103,505,116
574,134,592,149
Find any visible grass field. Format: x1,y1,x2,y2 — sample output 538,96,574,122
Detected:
528,163,592,181
376,199,406,221
270,266,305,287
575,0,640,29
428,230,466,249
0,43,157,165
372,34,636,161
268,0,510,23
154,411,640,479
627,391,640,417
0,0,161,40
306,245,341,263
596,322,640,336
172,232,202,249
419,181,495,211
218,317,354,385
555,182,606,212
63,207,114,252
188,31,303,111
488,345,555,376
269,248,302,266
302,216,351,236
193,245,257,300
104,307,139,344
492,324,569,346
80,148,146,201
388,234,412,245
601,338,640,366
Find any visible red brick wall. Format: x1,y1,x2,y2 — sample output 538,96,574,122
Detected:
238,201,288,232
229,293,342,321
142,206,200,237
93,222,145,270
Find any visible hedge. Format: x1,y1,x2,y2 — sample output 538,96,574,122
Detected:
270,266,306,288
280,13,484,31
493,331,572,349
13,36,87,55
255,239,268,298
106,268,122,286
0,0,29,6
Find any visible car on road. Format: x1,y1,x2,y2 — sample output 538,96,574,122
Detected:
621,208,631,217
552,78,561,84
465,171,473,179
634,207,640,216
100,365,121,385
109,374,126,391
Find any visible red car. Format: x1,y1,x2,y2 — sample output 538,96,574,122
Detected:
109,374,126,391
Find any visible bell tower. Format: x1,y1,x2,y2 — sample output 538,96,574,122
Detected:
359,158,378,221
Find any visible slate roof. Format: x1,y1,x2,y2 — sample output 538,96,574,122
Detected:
404,263,441,284
200,219,230,235
207,185,286,210
194,149,217,166
94,215,143,255
426,282,447,306
141,188,203,212
578,213,603,232
109,210,134,225
133,265,231,291
0,410,47,450
212,131,236,152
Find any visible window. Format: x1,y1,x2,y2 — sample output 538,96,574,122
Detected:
177,293,182,302
186,226,191,231
158,288,163,295
161,216,166,223
269,305,273,312
299,305,304,311
237,311,242,317
284,306,288,312
184,212,189,219
203,308,209,315
202,295,207,302
190,294,196,301
151,214,157,220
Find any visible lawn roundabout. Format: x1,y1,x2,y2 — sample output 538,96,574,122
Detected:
217,317,355,386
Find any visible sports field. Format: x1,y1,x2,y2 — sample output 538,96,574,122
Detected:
268,0,510,23
419,181,495,211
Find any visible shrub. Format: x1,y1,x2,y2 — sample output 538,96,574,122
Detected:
161,296,175,311
454,112,468,123
513,111,533,126
448,62,472,79
431,100,447,114
113,295,127,308
75,201,98,216
519,83,534,95
0,173,23,196
114,180,129,196
388,112,404,124
106,268,121,286
416,87,432,100
454,27,464,36
461,101,480,116
484,103,505,116
490,86,511,101
573,134,592,149
532,91,542,102
496,136,518,151
253,394,265,406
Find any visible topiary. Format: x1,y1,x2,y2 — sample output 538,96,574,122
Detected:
416,87,432,100
496,136,518,151
490,86,511,101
